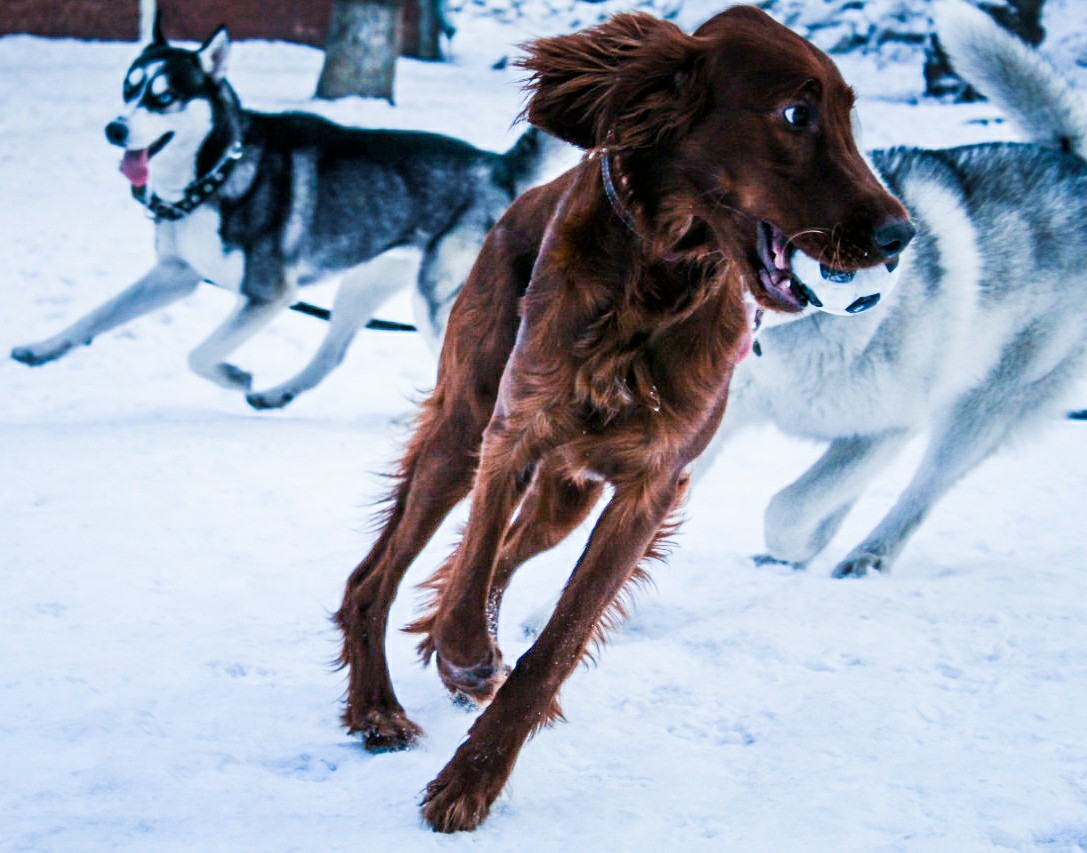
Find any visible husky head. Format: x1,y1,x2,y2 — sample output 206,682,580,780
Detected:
105,17,239,197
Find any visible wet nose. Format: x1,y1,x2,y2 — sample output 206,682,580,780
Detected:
105,120,128,147
873,217,915,259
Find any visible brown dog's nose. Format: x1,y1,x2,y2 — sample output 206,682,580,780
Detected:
873,217,915,259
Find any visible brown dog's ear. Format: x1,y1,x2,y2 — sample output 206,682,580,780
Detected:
518,12,705,151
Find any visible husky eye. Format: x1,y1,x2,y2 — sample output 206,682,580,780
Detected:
149,74,174,106
783,104,816,129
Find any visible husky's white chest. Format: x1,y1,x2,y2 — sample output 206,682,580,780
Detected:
154,205,244,291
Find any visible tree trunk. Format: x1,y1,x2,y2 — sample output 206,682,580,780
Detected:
401,0,453,61
316,0,402,103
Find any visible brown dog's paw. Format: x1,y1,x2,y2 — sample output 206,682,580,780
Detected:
436,654,510,707
420,767,498,833
344,707,424,753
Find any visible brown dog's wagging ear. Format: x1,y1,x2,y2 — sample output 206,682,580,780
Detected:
517,12,705,151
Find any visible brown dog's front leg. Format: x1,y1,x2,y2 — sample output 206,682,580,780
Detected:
420,472,683,832
412,417,542,703
487,466,604,633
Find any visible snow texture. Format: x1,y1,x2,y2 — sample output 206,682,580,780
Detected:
3,3,1087,850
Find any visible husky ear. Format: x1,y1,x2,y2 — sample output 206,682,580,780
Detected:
151,10,167,46
198,26,231,82
517,13,705,151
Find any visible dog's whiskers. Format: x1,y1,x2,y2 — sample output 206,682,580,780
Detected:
697,190,760,226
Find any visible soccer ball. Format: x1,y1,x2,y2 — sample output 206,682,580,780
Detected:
791,252,901,316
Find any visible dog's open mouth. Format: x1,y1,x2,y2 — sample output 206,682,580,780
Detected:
754,222,811,312
119,132,173,187
754,222,899,314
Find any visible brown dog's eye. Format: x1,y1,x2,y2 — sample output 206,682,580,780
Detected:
783,105,815,129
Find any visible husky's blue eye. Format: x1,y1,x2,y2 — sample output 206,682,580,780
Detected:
783,105,815,129
148,74,174,107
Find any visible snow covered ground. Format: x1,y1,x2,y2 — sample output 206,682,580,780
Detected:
3,4,1087,850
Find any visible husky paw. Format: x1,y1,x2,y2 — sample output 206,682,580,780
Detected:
212,363,252,391
346,707,424,753
246,389,295,410
832,554,884,579
11,341,72,366
752,553,805,571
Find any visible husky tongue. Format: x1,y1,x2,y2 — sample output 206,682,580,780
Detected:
120,149,149,187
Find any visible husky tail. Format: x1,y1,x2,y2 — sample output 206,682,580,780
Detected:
934,0,1087,159
500,127,574,196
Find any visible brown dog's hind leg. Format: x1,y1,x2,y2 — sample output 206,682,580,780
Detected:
420,470,684,832
336,235,526,751
336,391,482,751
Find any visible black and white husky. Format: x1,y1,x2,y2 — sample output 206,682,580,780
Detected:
11,22,555,409
696,0,1087,577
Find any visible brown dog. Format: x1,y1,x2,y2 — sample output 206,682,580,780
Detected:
335,6,913,832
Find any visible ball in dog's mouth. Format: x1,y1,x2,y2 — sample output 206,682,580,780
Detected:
754,221,901,316
119,132,174,187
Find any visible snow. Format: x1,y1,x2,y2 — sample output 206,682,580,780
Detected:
3,4,1087,849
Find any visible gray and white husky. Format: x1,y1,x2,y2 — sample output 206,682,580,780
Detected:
696,0,1087,578
11,22,555,409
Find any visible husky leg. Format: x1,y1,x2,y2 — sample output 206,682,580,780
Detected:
412,222,490,353
833,359,1075,578
187,291,294,391
246,264,405,409
761,431,911,568
11,259,201,366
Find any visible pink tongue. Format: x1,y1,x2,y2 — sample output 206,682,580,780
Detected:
120,149,149,187
772,231,789,270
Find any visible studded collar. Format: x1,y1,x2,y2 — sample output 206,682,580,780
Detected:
132,140,244,222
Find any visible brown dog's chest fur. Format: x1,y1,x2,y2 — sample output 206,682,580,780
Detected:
485,158,748,485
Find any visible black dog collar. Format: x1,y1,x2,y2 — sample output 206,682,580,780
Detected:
600,151,643,238
132,140,244,222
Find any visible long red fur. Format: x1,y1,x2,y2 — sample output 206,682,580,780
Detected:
334,5,912,833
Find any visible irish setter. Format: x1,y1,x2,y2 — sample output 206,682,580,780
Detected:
336,5,913,832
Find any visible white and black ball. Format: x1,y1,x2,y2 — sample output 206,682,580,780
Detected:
790,253,901,316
